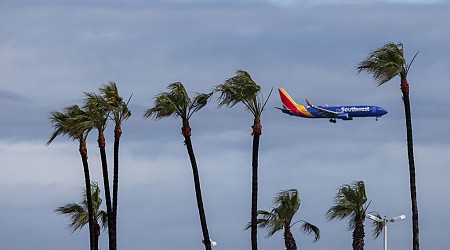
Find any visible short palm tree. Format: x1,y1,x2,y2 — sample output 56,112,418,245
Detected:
357,42,419,250
144,82,213,250
83,92,115,250
99,81,132,246
55,182,108,250
215,70,271,250
326,181,370,250
47,105,96,250
248,189,320,250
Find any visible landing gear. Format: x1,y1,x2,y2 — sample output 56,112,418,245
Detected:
329,118,336,123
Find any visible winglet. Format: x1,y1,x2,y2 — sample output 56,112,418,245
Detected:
306,98,312,107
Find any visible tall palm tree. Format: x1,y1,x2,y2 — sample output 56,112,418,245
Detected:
247,189,320,250
215,70,271,250
144,82,213,250
47,105,96,250
99,81,132,246
357,42,419,250
326,181,370,250
83,92,115,250
55,182,108,250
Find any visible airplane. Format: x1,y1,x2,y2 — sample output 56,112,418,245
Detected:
277,88,388,123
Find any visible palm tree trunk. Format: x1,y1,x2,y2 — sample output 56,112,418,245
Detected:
112,124,121,248
79,140,96,250
352,219,365,250
98,132,116,250
94,222,101,250
284,226,297,250
251,116,262,250
401,77,420,250
182,121,212,250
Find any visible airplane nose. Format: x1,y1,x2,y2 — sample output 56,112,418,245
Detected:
381,108,388,115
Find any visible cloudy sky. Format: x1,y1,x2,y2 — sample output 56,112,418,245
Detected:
1,0,449,249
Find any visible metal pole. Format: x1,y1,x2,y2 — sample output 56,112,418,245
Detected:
383,220,388,250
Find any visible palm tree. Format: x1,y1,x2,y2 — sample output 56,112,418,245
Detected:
248,189,320,250
99,81,132,246
144,82,213,250
55,182,108,250
357,42,419,250
326,181,370,250
215,70,272,250
83,92,115,250
47,105,96,250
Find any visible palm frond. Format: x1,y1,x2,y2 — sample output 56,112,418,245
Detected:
357,42,405,85
327,181,368,231
300,221,321,242
267,219,284,237
99,81,132,124
99,81,121,107
273,189,299,225
187,92,213,119
89,182,103,212
368,212,384,239
258,210,277,228
167,82,190,117
405,50,419,75
47,105,93,145
144,82,191,120
253,188,318,241
47,110,71,145
99,210,109,230
55,183,108,233
245,210,272,231
83,92,109,131
260,87,273,113
145,82,209,123
215,70,268,117
326,203,353,221
144,92,178,120
55,203,88,232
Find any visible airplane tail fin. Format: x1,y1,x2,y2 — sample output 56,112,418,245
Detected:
278,88,303,112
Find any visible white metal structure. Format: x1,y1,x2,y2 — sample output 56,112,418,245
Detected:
366,213,406,250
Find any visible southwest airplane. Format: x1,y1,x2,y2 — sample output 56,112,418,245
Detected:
277,88,388,123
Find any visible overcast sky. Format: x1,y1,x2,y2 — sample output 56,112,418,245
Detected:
1,0,450,249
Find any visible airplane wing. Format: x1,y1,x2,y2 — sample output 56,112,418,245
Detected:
309,104,339,118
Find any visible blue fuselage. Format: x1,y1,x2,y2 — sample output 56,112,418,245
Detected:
309,105,388,118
